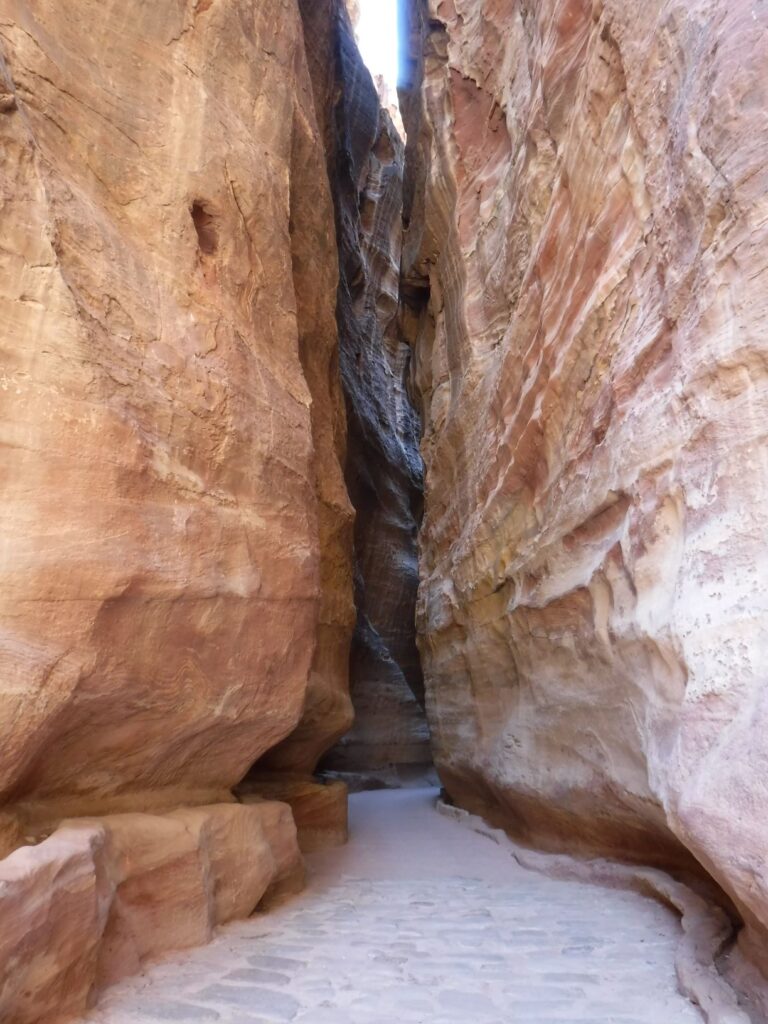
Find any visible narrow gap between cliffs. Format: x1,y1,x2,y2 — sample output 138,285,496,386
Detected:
241,0,436,822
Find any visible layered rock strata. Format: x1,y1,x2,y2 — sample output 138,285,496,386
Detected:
238,773,348,853
406,0,768,977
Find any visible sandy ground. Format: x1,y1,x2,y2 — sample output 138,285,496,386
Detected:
83,788,703,1023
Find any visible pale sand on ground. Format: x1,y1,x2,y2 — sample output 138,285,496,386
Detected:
83,788,704,1024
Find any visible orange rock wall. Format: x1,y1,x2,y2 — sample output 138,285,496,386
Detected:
0,2,354,1017
0,801,302,1024
0,0,353,811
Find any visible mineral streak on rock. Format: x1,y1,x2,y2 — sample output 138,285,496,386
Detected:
405,0,768,972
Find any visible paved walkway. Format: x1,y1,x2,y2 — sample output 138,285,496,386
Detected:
84,788,703,1024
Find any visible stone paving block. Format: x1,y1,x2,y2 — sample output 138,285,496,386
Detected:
246,955,307,971
132,1003,221,1021
81,791,705,1024
224,968,290,986
195,985,300,1020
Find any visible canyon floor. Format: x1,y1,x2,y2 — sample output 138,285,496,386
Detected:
82,789,703,1024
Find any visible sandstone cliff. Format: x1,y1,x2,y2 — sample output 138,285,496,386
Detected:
0,1,353,1018
405,0,768,978
0,0,353,817
4,0,768,1016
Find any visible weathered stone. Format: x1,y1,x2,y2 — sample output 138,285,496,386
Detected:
91,812,212,987
257,0,356,775
238,774,348,853
0,826,110,1024
0,802,300,1023
0,0,351,809
404,0,768,978
0,0,349,1009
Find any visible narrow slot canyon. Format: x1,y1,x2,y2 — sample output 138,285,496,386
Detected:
0,1,766,1023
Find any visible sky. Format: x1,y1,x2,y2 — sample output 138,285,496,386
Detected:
356,0,400,90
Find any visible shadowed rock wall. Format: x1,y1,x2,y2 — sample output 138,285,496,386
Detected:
283,1,430,777
403,0,768,977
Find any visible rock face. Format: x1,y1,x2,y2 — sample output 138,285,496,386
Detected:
0,801,302,1024
238,773,348,853
0,0,354,1015
0,0,352,812
406,0,768,972
288,1,430,778
255,0,357,776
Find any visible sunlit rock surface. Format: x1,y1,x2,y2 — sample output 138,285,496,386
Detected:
406,0,768,969
0,0,352,811
0,0,353,1014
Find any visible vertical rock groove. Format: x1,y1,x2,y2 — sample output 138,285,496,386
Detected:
327,11,430,776
259,0,430,782
254,1,356,774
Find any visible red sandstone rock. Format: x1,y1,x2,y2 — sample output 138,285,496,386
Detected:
0,827,110,1024
405,0,768,975
238,773,349,853
259,0,356,773
0,802,300,1024
0,0,351,810
0,0,349,1016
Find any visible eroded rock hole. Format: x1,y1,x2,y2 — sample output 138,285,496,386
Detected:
191,201,217,255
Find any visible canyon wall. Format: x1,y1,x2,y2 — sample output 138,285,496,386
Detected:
285,1,430,778
0,0,354,818
0,1,354,1018
406,0,768,972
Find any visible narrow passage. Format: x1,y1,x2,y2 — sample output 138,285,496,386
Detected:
84,789,703,1024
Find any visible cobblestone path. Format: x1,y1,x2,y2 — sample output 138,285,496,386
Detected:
84,789,703,1024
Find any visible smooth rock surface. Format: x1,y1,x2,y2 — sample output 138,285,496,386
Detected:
0,0,352,811
404,0,768,975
